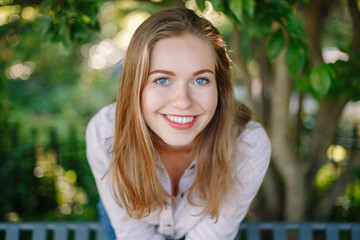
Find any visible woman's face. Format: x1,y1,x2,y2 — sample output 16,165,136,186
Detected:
141,34,218,147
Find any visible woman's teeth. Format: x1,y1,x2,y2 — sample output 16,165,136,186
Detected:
166,115,195,124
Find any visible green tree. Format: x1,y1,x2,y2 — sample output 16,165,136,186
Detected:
0,0,108,221
195,0,360,221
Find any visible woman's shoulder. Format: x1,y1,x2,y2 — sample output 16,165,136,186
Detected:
236,120,271,155
233,120,271,181
85,103,116,177
86,102,116,154
86,102,116,138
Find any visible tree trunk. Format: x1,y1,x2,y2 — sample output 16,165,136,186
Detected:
304,0,333,66
347,0,360,54
270,47,306,221
295,94,304,155
256,38,273,128
262,166,283,219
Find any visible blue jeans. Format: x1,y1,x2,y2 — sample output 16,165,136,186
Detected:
97,200,116,240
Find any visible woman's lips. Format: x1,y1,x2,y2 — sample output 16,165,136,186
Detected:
162,114,198,130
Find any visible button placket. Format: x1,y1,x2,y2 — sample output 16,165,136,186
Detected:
159,205,175,236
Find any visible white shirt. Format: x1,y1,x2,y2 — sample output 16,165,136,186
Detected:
86,102,271,240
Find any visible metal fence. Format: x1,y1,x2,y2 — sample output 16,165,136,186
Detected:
0,222,106,240
236,222,360,240
0,222,359,240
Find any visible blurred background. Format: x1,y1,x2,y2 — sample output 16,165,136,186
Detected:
0,0,359,223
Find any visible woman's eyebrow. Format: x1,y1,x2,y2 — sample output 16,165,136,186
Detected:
148,69,214,76
192,69,214,76
148,70,175,76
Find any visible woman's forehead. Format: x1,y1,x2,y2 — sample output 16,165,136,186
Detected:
149,34,216,72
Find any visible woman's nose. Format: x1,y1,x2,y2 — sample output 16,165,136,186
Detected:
172,84,191,109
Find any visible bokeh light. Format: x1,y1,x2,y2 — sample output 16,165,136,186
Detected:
21,7,38,21
6,61,36,80
327,145,347,163
85,39,124,70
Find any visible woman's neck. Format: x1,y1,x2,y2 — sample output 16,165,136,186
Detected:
155,138,195,157
155,140,196,196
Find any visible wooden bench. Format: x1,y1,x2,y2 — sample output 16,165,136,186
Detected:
0,222,359,240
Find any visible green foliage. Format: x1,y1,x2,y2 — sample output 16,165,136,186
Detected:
285,42,306,77
36,0,104,48
195,0,206,10
0,0,118,221
208,0,227,13
286,15,305,41
243,0,256,18
203,0,256,22
267,29,285,60
329,172,360,221
309,63,337,100
229,0,243,22
293,76,311,93
266,0,291,20
330,58,360,101
209,0,308,77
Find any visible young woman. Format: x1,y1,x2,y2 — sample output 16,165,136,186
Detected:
86,7,271,240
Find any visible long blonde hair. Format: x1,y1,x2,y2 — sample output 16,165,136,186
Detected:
110,7,251,220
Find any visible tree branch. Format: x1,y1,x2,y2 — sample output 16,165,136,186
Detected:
255,38,273,128
303,0,334,66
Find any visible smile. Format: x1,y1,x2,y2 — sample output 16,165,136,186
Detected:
162,114,198,130
165,115,196,124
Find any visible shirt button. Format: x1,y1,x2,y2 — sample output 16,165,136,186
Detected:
167,224,172,227
180,193,184,198
190,165,195,170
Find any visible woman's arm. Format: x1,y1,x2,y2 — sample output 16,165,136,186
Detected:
86,106,165,240
185,122,271,240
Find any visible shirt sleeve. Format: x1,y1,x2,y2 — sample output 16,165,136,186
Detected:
185,122,271,240
86,106,165,240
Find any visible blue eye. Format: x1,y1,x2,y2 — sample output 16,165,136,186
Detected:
194,78,208,85
156,78,169,85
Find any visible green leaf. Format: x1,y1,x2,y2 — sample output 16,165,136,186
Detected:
285,42,306,77
35,15,53,30
267,29,285,60
258,15,272,36
326,64,338,83
210,0,226,12
302,0,309,4
196,0,206,10
39,0,54,13
58,18,72,48
230,0,243,22
74,24,87,42
243,0,256,18
267,0,292,20
294,76,311,93
310,64,332,99
286,15,305,41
